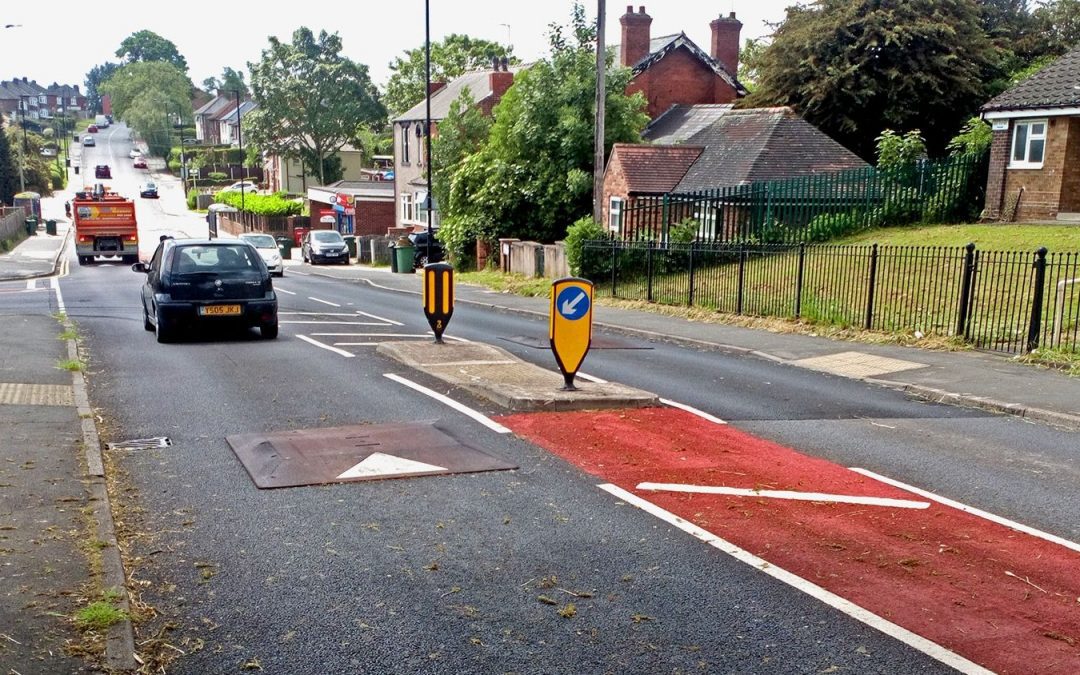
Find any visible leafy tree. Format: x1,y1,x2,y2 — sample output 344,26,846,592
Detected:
1033,0,1080,56
84,62,120,114
5,127,53,195
430,91,491,256
875,129,927,168
946,117,992,157
440,3,647,254
246,27,385,186
384,34,514,116
115,30,189,72
100,62,193,157
202,67,249,97
746,0,1003,159
738,38,767,91
0,127,18,205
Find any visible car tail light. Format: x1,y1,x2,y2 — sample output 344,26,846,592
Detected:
78,235,93,243
125,235,138,242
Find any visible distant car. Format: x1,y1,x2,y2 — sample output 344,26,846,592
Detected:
219,181,259,194
87,124,99,133
133,157,148,169
133,238,278,343
408,230,445,268
301,230,349,265
94,165,111,179
129,149,142,159
82,135,96,147
139,182,158,199
239,233,284,277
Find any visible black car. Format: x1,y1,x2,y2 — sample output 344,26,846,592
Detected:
409,230,445,267
301,229,350,265
94,164,111,179
133,238,278,343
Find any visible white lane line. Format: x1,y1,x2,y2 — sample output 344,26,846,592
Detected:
637,483,930,509
282,312,373,317
275,288,296,295
289,270,310,276
598,483,993,675
309,297,341,307
314,333,431,338
577,372,608,384
333,343,380,347
660,398,728,425
280,320,388,325
851,467,1080,554
53,277,66,314
297,335,355,358
383,373,511,434
356,310,403,326
26,279,35,290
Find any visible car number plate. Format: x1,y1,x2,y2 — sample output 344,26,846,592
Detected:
200,304,241,316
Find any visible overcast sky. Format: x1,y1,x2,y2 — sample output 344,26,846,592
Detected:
1,1,790,91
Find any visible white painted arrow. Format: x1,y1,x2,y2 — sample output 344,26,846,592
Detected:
336,452,447,479
560,291,587,316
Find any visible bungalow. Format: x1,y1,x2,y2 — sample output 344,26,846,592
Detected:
980,46,1080,222
603,106,867,237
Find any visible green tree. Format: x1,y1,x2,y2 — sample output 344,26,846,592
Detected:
738,38,767,91
946,117,993,157
5,127,53,195
384,34,514,116
0,127,18,204
875,129,927,168
1033,0,1080,56
746,0,1002,159
100,61,194,157
84,62,120,114
202,67,250,97
246,27,385,186
115,30,189,72
440,3,647,255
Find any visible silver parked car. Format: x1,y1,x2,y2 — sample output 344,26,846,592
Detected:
301,230,350,265
239,233,284,277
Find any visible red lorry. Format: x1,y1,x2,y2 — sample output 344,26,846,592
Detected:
73,185,139,265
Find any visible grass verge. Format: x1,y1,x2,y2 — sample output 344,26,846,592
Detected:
75,599,127,631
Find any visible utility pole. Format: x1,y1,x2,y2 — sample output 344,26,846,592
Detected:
424,0,433,263
593,0,606,226
18,95,28,193
233,89,245,212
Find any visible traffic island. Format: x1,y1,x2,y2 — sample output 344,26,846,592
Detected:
377,341,659,412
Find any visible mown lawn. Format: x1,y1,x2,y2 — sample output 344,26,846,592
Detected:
833,223,1080,251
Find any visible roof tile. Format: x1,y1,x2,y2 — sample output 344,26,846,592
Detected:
982,46,1080,112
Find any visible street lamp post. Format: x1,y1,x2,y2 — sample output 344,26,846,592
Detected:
232,89,244,212
17,95,29,193
424,0,433,264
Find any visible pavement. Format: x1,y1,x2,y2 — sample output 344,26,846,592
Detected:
1,208,1078,671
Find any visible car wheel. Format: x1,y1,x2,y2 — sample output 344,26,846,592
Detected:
260,322,278,339
77,255,90,266
154,309,173,343
142,304,153,331
342,258,349,265
275,271,284,277
416,254,429,268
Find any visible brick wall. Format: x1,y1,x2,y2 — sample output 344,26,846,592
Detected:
1004,116,1071,221
1059,118,1080,213
356,199,396,236
627,48,738,120
983,127,1011,219
601,150,632,230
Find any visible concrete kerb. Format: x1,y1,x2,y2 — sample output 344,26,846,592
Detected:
64,314,137,670
356,274,1080,431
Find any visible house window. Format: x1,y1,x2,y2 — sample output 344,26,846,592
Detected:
70,97,78,106
416,190,429,224
401,124,411,164
400,193,414,223
608,197,623,233
38,95,47,104
1010,119,1046,169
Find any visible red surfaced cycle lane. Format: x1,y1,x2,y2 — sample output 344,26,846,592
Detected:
499,407,1080,675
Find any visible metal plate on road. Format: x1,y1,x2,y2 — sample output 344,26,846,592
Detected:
500,335,652,350
226,422,517,489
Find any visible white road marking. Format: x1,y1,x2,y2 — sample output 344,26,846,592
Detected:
297,335,355,358
636,482,930,509
419,360,517,367
289,270,310,276
314,333,431,338
851,467,1080,554
576,372,608,384
659,398,728,425
598,483,993,675
333,343,379,347
309,297,341,307
383,373,511,434
53,277,66,314
356,310,403,326
280,320,389,325
26,280,35,290
275,288,296,295
282,312,377,317
336,452,447,479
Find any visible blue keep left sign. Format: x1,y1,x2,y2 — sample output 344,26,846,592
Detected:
556,286,590,320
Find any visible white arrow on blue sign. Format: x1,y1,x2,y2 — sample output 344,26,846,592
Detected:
556,286,590,320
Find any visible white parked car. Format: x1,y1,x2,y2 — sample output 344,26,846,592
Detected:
220,181,259,193
129,148,142,159
238,233,284,277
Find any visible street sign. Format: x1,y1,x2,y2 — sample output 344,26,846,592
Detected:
549,277,594,390
423,262,454,343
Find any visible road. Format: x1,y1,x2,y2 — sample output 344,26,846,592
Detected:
8,126,1079,673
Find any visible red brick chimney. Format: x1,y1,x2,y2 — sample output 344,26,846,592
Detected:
489,57,514,105
428,81,446,95
710,12,742,76
620,5,652,68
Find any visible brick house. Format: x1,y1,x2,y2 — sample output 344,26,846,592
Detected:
602,106,867,236
391,59,515,231
617,6,747,120
980,47,1080,222
306,180,395,236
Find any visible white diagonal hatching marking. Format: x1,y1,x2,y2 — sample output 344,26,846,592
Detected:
637,483,929,509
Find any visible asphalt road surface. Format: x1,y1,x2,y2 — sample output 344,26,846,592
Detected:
12,127,1077,673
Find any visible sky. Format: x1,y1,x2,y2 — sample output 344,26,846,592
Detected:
0,1,791,91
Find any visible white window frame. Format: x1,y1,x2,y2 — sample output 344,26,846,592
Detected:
608,196,623,233
400,124,411,164
38,94,47,104
1009,118,1047,169
400,193,414,223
